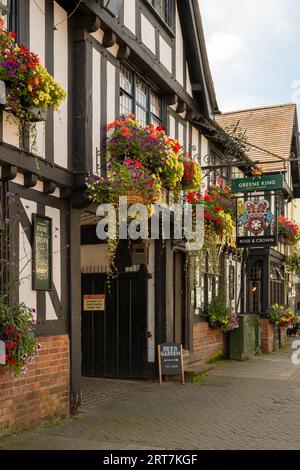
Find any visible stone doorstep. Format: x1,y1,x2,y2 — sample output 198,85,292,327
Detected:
183,361,215,383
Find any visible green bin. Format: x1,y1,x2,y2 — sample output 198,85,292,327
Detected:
230,314,260,361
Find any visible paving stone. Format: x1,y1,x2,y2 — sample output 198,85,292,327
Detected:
1,343,300,450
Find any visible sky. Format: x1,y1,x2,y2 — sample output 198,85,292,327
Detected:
200,0,300,113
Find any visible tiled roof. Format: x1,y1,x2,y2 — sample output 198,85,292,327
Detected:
216,103,297,172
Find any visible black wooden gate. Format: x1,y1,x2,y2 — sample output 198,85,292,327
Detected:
81,272,148,379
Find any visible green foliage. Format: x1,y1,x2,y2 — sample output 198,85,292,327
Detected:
286,250,300,274
207,291,233,332
0,299,37,375
267,304,297,327
206,350,224,364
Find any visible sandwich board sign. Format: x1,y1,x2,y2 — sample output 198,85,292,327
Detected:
0,340,6,365
158,343,185,385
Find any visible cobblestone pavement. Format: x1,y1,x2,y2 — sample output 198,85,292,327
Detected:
1,343,300,450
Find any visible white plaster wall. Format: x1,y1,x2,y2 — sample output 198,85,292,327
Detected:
123,0,136,35
92,49,101,173
186,62,192,97
2,112,19,148
159,35,172,73
91,28,104,44
192,126,199,161
53,1,68,168
107,62,116,125
178,123,186,150
19,199,37,313
169,115,176,139
141,14,156,54
175,5,184,86
30,0,45,63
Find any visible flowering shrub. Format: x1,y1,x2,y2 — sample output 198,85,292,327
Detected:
207,291,238,332
278,217,300,245
182,157,202,191
0,21,66,119
267,304,297,328
105,116,184,192
88,159,162,206
0,300,39,375
187,182,236,241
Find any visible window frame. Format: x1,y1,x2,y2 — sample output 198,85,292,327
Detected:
146,0,175,31
119,64,163,127
0,0,17,33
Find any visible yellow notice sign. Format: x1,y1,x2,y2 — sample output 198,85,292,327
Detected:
83,295,105,311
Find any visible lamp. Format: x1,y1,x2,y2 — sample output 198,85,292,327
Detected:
98,0,124,17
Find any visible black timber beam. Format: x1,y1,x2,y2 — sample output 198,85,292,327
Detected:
81,0,200,114
0,141,73,188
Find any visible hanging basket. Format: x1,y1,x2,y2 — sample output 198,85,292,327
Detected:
125,189,145,205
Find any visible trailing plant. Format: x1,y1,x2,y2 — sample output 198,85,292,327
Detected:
182,157,202,191
186,181,236,243
207,291,239,332
286,250,300,274
105,116,184,194
0,299,39,375
267,304,297,328
278,217,300,246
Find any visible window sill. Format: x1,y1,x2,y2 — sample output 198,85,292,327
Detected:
141,0,175,38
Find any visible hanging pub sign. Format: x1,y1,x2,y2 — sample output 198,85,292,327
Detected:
236,193,278,248
32,215,52,291
232,174,284,194
158,343,185,385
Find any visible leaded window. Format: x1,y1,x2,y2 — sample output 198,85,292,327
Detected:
120,65,162,126
147,0,174,28
0,0,16,31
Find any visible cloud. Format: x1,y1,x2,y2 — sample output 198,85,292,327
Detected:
207,32,246,65
200,0,300,112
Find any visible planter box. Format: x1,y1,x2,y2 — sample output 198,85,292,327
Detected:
0,103,47,123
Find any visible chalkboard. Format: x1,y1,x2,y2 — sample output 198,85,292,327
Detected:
158,343,185,385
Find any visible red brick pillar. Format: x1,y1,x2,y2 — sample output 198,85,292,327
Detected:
280,327,287,347
260,319,275,353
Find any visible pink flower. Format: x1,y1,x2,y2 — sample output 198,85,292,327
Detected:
135,162,142,168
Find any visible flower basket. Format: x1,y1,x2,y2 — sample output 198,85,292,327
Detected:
126,189,145,205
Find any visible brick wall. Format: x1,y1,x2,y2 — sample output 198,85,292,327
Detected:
260,319,274,353
187,322,225,363
0,335,70,437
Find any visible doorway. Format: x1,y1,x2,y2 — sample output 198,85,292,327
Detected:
81,271,148,379
173,251,187,347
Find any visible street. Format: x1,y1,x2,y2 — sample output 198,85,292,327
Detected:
1,342,300,451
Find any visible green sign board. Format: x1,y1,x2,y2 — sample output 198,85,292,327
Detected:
32,215,52,291
232,174,284,193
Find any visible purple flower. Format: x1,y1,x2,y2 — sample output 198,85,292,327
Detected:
4,218,10,225
32,308,37,313
6,191,15,202
31,318,38,325
21,354,28,361
36,344,42,351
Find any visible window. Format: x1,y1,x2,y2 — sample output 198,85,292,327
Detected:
200,253,223,313
120,65,162,126
248,261,262,313
270,263,284,306
0,0,16,31
147,0,174,28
